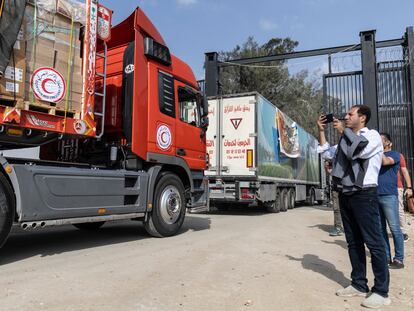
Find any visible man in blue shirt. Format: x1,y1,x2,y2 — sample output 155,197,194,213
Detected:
378,133,405,269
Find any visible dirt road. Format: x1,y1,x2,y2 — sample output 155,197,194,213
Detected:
1,205,413,311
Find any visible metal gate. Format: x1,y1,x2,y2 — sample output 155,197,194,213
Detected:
323,59,414,174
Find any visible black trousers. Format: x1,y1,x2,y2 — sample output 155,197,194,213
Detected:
339,189,390,297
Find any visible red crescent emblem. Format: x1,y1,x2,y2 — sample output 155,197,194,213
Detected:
161,132,168,143
41,78,55,94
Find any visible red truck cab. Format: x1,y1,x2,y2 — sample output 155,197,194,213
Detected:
102,7,208,172
0,4,208,249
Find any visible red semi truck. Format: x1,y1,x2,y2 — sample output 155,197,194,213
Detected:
0,1,208,248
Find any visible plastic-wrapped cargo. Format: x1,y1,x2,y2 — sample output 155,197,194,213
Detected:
0,0,85,115
0,0,26,100
23,0,85,116
28,0,85,23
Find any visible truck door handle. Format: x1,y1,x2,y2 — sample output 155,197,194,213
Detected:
177,148,186,156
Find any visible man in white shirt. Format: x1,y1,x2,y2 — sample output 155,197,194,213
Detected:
317,105,390,309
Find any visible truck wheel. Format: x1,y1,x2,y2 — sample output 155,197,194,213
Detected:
144,173,186,238
73,222,106,230
265,189,280,213
288,189,296,209
308,189,316,206
0,173,15,249
280,188,288,212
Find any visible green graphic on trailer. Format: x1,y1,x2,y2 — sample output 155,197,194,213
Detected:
257,96,320,183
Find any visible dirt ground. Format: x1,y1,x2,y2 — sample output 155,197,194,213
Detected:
0,205,413,311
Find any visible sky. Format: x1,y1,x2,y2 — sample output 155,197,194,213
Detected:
99,0,414,80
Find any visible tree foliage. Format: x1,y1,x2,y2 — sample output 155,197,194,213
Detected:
218,36,324,137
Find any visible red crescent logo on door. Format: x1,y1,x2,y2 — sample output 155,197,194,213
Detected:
156,124,172,150
161,132,168,143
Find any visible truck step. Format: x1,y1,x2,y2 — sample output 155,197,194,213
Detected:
187,204,210,213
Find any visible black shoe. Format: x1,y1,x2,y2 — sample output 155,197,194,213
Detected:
403,234,409,242
389,259,404,269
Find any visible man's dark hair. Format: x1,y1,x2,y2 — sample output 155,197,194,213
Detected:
351,105,371,125
380,132,392,142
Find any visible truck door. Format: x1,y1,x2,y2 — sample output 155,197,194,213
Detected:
220,96,256,176
174,81,206,170
205,98,218,176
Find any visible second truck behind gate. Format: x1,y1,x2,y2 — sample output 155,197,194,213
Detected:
206,92,325,212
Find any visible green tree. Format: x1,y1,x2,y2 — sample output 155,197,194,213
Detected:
218,36,324,137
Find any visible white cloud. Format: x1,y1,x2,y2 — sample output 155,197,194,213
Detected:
176,0,198,5
259,18,278,31
284,15,304,31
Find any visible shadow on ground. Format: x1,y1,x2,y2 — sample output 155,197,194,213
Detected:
286,254,350,287
321,239,348,251
308,224,335,233
182,215,211,232
0,215,211,266
308,205,332,211
204,204,269,216
204,203,325,216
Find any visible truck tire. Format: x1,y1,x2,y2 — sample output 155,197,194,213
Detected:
265,189,280,213
280,188,288,212
288,189,295,209
308,189,316,206
73,222,106,230
0,173,15,249
144,173,186,237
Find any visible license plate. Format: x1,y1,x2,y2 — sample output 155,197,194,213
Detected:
210,188,224,194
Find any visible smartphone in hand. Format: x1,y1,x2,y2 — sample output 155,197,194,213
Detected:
324,113,334,124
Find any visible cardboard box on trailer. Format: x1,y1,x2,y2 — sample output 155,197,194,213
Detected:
0,54,26,100
24,1,83,114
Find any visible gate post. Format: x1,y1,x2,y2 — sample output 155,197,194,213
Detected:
360,30,379,130
205,52,220,97
405,26,414,175
405,27,414,129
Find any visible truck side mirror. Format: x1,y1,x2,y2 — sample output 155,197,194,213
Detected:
202,96,209,120
200,116,209,138
197,94,209,138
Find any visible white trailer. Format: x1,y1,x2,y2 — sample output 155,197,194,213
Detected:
206,92,325,212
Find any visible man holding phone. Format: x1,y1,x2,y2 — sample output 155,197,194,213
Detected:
316,106,390,309
323,113,335,124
